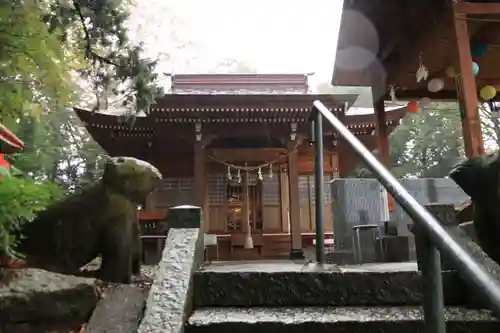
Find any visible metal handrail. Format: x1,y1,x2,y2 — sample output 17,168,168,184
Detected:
312,100,500,328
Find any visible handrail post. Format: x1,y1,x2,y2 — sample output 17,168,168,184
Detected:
311,99,500,319
313,111,325,263
420,233,446,333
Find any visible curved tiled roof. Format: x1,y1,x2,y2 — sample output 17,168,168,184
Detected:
0,123,24,154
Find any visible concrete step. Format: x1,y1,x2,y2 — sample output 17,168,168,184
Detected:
186,306,499,333
194,263,467,307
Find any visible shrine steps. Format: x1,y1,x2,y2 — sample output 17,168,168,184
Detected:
187,306,498,333
185,261,499,333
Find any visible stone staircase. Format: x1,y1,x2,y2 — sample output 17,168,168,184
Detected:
135,206,500,333
185,262,499,333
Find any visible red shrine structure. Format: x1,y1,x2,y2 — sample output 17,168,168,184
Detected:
0,122,24,170
75,73,407,260
333,1,500,161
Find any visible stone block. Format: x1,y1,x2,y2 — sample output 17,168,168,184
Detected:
445,226,500,309
413,204,456,271
165,205,205,267
378,236,411,262
0,268,98,325
458,221,477,243
166,205,204,229
412,203,500,309
456,199,473,224
193,269,464,307
352,226,380,264
326,250,355,265
137,227,203,333
383,220,399,236
86,284,147,333
426,203,458,227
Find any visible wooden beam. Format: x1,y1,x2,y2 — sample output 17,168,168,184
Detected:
138,210,166,221
384,4,484,97
209,148,288,163
287,144,303,258
378,2,436,63
453,9,485,157
454,2,500,15
383,4,449,86
384,89,458,101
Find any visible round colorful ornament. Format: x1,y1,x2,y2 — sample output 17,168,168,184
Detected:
428,78,444,93
445,67,455,78
470,40,487,58
419,97,432,108
472,62,480,76
407,101,419,113
480,85,497,101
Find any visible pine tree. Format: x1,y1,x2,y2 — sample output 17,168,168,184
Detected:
1,0,162,121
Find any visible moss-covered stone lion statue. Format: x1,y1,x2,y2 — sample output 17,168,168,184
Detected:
17,156,162,283
449,151,500,266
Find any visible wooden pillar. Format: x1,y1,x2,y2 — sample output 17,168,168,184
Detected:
374,99,390,167
242,169,250,234
453,8,484,157
331,153,340,179
373,96,395,213
194,141,208,229
280,167,290,233
337,141,350,178
288,146,303,258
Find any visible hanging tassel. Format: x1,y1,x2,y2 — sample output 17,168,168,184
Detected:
237,169,242,184
389,85,397,103
268,164,273,179
416,53,428,83
257,167,263,181
227,166,232,180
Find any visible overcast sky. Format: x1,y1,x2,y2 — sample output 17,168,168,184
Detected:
128,0,343,85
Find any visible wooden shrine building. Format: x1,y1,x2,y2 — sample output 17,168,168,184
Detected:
333,0,500,159
75,74,407,260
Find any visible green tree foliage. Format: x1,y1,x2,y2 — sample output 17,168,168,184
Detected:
43,0,163,113
0,1,74,120
0,176,62,259
351,103,464,178
6,109,105,191
1,0,163,121
0,0,161,257
0,105,105,259
387,103,464,178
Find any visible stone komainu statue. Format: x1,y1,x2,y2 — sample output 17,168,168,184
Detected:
449,151,500,265
17,157,162,283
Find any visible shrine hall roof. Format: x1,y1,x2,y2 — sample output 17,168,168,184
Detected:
0,122,24,154
74,74,408,157
169,73,311,95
